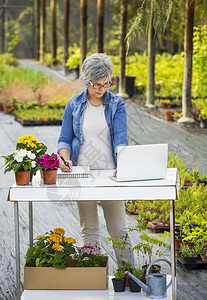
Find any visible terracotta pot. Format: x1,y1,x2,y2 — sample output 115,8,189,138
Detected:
175,238,182,250
175,250,182,258
183,241,194,248
164,110,174,121
42,169,57,184
15,171,30,186
3,104,15,114
124,273,131,287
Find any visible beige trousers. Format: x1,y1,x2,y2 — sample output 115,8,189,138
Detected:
77,200,134,266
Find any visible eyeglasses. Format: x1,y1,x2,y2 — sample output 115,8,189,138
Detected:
89,81,112,89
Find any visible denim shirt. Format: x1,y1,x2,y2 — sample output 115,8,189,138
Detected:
57,89,128,167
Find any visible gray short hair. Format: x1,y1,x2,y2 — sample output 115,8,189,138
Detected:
80,53,113,86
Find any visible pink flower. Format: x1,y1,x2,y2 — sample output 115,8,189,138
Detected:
36,153,60,170
83,257,89,261
36,158,43,165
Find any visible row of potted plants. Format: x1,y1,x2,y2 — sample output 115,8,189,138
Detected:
0,97,66,126
0,134,61,185
108,220,169,292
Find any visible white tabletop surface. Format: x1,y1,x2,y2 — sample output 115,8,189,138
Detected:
8,168,179,202
22,276,172,300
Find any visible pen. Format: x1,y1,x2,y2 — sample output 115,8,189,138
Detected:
59,155,71,171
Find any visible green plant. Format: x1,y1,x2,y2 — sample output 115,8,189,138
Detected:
1,149,36,174
107,234,131,252
6,32,20,52
66,45,80,69
199,107,207,120
193,242,204,255
131,267,144,280
122,261,132,271
0,53,19,67
14,106,65,123
180,244,195,258
107,233,133,267
0,65,51,91
113,266,125,280
192,25,207,99
26,228,76,269
129,222,168,264
200,171,207,182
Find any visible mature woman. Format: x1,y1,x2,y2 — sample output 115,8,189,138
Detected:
58,53,134,265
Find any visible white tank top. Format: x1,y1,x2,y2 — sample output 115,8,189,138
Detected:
77,101,115,170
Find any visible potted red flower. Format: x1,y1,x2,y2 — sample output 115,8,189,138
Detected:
36,153,60,184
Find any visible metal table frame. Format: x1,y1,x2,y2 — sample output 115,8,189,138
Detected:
8,169,179,300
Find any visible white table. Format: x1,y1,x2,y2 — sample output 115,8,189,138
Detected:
8,168,179,300
21,275,173,300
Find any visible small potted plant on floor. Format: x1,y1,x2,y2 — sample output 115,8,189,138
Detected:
112,266,126,292
180,244,197,266
129,222,168,282
107,233,133,286
128,267,144,293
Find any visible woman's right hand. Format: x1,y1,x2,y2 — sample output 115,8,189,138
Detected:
60,159,73,172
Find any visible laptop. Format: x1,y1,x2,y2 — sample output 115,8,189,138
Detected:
112,143,168,182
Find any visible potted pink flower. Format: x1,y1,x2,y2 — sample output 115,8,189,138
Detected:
36,153,60,184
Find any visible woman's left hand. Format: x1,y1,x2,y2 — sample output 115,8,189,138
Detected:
113,168,117,177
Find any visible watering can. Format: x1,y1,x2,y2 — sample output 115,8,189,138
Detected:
124,258,172,299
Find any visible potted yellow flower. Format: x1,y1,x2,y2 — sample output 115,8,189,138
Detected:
16,134,47,176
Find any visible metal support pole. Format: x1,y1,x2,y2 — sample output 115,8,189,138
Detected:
14,202,21,300
170,199,176,300
29,202,33,248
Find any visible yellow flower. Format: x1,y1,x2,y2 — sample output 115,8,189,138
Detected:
36,235,45,239
52,243,62,251
64,237,76,244
53,228,65,235
48,238,52,244
17,135,38,144
49,233,63,243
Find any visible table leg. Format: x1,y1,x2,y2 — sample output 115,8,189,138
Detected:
29,202,33,248
14,202,21,300
170,200,176,300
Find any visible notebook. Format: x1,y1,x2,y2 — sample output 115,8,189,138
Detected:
111,143,168,182
57,166,90,178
